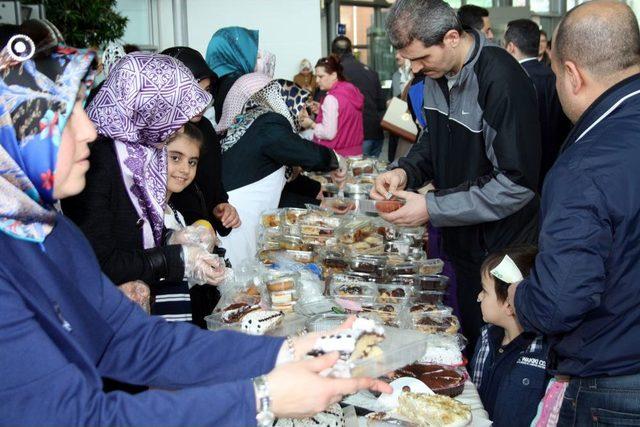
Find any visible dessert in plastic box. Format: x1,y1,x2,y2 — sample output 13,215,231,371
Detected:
377,284,413,303
351,326,430,378
414,274,449,291
283,208,308,225
278,235,313,252
321,182,340,197
307,317,386,378
390,274,417,286
396,392,472,427
361,303,403,326
417,258,445,275
267,274,298,311
421,334,467,367
330,281,378,298
410,290,446,305
397,227,425,247
350,158,376,176
323,197,357,213
241,310,284,335
388,363,467,397
386,262,418,276
338,218,373,244
349,255,387,275
409,303,453,317
413,313,461,335
261,210,282,228
375,199,405,214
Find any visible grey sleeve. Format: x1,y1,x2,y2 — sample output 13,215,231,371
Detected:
426,173,535,227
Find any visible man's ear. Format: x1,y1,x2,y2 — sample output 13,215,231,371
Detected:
564,60,584,95
443,29,461,48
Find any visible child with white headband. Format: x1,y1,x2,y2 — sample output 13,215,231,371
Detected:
470,246,551,427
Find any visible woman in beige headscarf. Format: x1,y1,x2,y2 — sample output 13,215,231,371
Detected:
293,58,317,96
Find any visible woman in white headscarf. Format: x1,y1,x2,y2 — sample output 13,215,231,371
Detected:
216,73,340,267
294,58,317,96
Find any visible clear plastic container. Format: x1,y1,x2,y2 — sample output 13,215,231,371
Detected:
260,210,283,228
377,284,414,303
321,182,340,197
417,258,445,275
294,297,337,317
409,290,446,305
278,235,312,251
306,313,349,332
390,274,417,286
205,311,307,337
323,197,357,214
350,326,431,378
361,303,404,326
412,313,460,335
413,274,449,291
349,255,387,275
408,303,453,317
344,183,374,199
283,208,308,225
420,333,467,367
330,281,378,298
350,159,376,176
375,199,405,214
386,262,418,276
337,218,373,244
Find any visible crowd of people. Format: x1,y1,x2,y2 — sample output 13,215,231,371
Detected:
1,0,640,425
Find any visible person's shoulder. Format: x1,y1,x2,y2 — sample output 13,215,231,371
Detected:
476,45,528,82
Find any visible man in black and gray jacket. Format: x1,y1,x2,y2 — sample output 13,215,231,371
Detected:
372,0,541,352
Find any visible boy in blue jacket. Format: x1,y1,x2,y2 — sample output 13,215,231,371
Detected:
471,247,550,427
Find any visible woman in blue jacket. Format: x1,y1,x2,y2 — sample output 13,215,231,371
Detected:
0,22,389,426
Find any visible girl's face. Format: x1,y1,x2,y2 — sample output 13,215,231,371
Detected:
166,134,200,194
477,271,508,325
315,66,338,91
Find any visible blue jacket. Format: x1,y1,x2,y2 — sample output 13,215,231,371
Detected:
0,216,283,426
471,326,549,427
515,73,640,377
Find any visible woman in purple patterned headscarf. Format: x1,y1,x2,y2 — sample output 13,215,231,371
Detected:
62,52,225,296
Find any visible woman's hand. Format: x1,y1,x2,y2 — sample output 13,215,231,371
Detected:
213,203,241,229
265,353,392,418
118,281,151,313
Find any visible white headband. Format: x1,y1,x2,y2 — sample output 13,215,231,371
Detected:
490,255,524,284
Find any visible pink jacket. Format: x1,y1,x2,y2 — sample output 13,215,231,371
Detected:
314,80,364,156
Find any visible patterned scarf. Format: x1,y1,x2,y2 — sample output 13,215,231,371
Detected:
219,76,305,153
87,52,211,248
101,42,125,78
0,37,95,242
255,48,276,78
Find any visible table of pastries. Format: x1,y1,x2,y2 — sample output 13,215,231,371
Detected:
206,158,492,426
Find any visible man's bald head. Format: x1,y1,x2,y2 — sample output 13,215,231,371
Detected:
555,1,640,79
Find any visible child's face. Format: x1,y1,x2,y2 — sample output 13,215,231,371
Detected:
167,135,200,194
478,271,510,326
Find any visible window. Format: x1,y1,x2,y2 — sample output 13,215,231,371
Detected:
530,0,551,13
465,0,492,7
446,0,462,8
339,5,374,65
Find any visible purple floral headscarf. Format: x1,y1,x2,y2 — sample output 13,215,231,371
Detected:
87,52,211,248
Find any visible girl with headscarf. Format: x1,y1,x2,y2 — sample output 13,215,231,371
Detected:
0,24,390,426
205,26,276,123
216,72,340,267
62,52,225,312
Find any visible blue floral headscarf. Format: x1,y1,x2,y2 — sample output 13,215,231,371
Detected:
0,35,95,242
